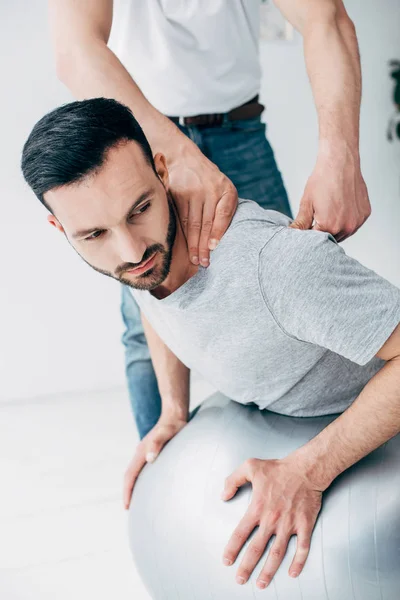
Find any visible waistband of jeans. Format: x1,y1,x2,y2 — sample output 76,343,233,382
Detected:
167,95,265,127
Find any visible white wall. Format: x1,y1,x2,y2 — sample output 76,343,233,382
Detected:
1,0,399,401
0,1,126,401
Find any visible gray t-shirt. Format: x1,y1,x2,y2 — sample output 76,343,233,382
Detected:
131,199,400,416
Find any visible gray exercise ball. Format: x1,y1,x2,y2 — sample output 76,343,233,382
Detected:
128,392,400,599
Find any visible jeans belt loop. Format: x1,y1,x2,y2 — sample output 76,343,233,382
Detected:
222,111,230,126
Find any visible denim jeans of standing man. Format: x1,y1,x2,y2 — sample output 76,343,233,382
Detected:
121,114,293,439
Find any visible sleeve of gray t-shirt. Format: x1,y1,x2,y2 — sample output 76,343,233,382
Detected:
259,226,400,366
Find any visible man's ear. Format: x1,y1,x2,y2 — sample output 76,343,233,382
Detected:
153,153,169,189
47,214,64,233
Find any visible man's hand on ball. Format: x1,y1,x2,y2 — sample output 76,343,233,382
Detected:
123,414,187,509
221,458,323,589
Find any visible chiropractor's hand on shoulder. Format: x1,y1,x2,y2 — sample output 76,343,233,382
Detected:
290,146,371,242
221,457,323,589
167,138,238,267
123,413,188,509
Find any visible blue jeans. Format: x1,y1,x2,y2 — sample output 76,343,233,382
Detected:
121,115,293,439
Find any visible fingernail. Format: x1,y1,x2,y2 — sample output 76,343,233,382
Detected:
191,256,199,265
223,558,232,566
200,258,209,267
290,571,298,578
220,490,228,500
146,452,157,462
257,580,267,589
208,238,219,250
236,576,245,585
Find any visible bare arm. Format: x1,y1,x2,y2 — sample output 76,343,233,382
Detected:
289,323,400,489
123,312,190,508
49,0,185,159
221,322,400,586
141,312,190,422
275,0,361,151
275,0,371,241
48,0,237,263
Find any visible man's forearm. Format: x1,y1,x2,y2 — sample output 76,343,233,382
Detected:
303,7,361,154
141,312,190,422
56,40,187,157
288,357,400,490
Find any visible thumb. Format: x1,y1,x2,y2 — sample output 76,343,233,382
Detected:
145,450,159,463
289,198,314,231
312,221,325,232
221,463,249,501
145,438,165,463
145,432,171,462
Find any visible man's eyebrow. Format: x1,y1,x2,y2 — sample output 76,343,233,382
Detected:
72,189,155,239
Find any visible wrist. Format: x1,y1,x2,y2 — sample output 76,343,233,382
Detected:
283,444,339,492
146,115,197,164
317,137,360,166
161,398,189,423
165,134,204,168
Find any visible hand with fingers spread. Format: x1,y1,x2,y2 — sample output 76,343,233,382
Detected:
221,457,322,590
123,414,188,510
167,140,238,267
289,150,371,243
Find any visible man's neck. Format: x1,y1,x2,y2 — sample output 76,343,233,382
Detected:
151,224,198,300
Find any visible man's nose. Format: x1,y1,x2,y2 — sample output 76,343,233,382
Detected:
117,229,146,265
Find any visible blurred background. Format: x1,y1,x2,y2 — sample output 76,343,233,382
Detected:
1,1,399,599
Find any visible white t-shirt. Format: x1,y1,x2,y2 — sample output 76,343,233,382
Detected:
114,0,262,116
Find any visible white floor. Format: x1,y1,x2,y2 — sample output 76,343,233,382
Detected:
0,378,216,600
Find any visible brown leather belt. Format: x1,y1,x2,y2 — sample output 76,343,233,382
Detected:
168,95,265,127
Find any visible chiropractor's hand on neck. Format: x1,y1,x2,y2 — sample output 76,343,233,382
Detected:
166,135,238,267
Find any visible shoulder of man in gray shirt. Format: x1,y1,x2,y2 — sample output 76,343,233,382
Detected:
220,199,400,366
131,199,400,415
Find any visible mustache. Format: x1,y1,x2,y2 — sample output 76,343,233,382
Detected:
115,243,164,277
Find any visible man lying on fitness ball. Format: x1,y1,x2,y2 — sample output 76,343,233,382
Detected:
21,98,400,590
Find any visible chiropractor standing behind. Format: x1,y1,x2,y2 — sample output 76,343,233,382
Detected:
49,0,370,440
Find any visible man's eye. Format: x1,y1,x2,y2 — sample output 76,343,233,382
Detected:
132,202,151,217
85,231,104,241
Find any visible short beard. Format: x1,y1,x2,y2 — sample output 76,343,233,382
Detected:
78,192,177,292
119,194,177,291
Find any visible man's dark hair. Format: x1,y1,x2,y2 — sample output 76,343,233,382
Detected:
21,97,156,212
